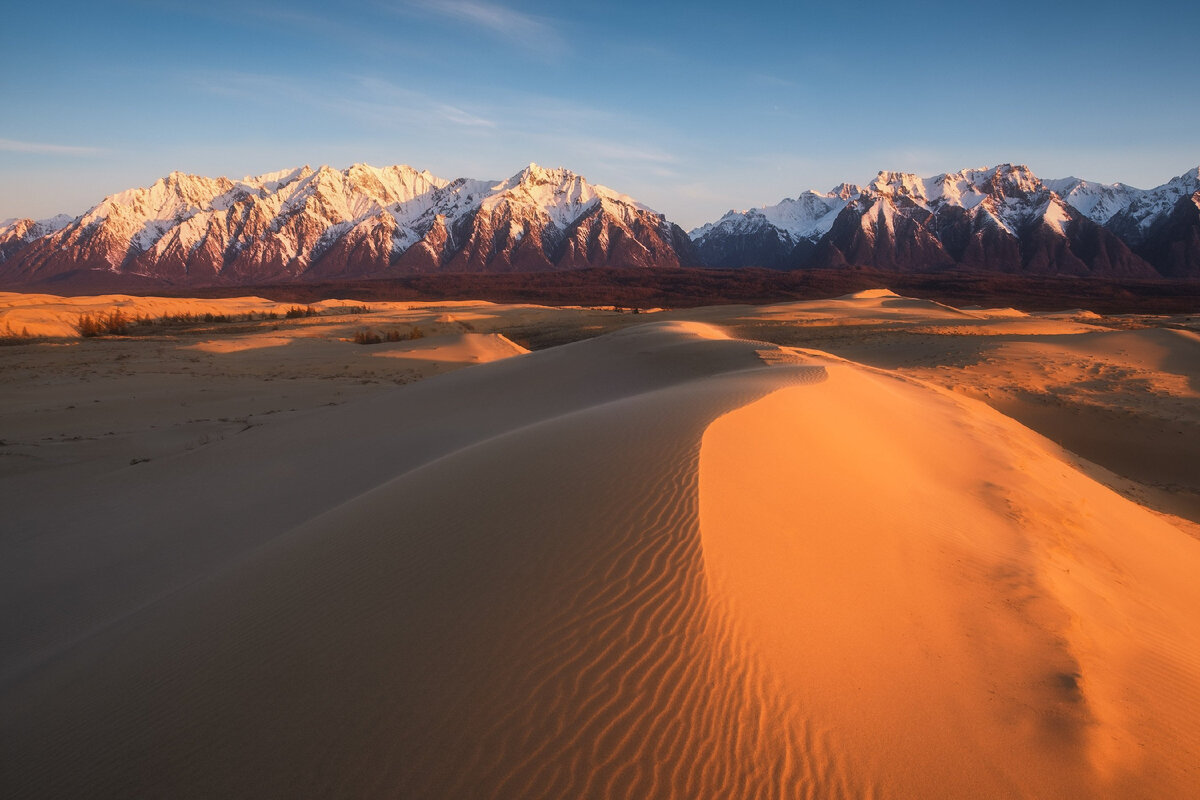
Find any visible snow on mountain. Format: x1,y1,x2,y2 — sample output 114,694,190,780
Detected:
692,191,848,245
484,163,650,229
1043,177,1141,224
0,163,690,284
4,162,1199,285
0,214,76,263
1038,196,1073,235
440,164,689,273
1105,167,1200,240
691,164,1183,276
703,163,1200,248
1046,167,1200,233
856,164,1057,236
0,213,73,242
692,164,1057,248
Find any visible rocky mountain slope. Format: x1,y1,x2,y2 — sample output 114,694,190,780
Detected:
692,165,1200,277
0,164,696,287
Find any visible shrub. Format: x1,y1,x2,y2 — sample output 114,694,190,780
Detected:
0,322,37,343
353,328,383,345
78,314,101,337
77,309,129,337
354,325,425,345
285,305,318,319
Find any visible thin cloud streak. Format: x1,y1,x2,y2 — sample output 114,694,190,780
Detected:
435,104,497,129
402,0,565,55
0,139,102,156
192,70,498,132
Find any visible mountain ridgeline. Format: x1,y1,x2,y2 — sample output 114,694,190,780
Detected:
0,164,698,288
690,164,1200,278
1,162,1198,289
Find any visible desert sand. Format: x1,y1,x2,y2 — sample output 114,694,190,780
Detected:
1,289,1198,798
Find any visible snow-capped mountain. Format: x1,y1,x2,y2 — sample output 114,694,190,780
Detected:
3,162,1198,288
0,214,73,263
690,190,851,269
0,163,696,286
1047,168,1200,236
691,165,1200,277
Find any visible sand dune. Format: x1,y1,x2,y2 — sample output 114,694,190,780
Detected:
701,352,1200,797
704,291,1198,528
3,292,1199,798
0,291,545,340
370,331,529,364
3,312,1199,798
0,292,302,338
899,326,1200,527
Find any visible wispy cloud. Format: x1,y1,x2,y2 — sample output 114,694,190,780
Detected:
0,138,102,156
401,1,565,55
435,104,497,128
193,71,498,132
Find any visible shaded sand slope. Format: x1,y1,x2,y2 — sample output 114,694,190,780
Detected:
3,323,1199,798
900,326,1200,525
1,322,825,798
0,322,767,683
990,329,1200,508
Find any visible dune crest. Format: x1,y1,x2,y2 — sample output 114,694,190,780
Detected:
838,288,901,300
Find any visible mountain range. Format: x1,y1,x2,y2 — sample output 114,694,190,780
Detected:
691,164,1200,278
2,162,1198,288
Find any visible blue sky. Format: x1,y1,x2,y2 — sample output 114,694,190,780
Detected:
2,0,1198,229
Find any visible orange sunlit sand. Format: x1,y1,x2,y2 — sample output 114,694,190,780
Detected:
1,290,1198,798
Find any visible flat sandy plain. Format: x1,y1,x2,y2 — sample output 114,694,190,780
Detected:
1,289,1198,798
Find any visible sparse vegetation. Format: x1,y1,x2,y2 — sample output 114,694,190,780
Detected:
66,303,366,339
353,328,383,345
0,321,39,345
77,309,130,337
352,325,425,345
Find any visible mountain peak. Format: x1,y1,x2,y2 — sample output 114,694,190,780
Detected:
239,166,308,192
829,182,862,199
1167,166,1200,192
869,171,927,201
514,163,580,187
